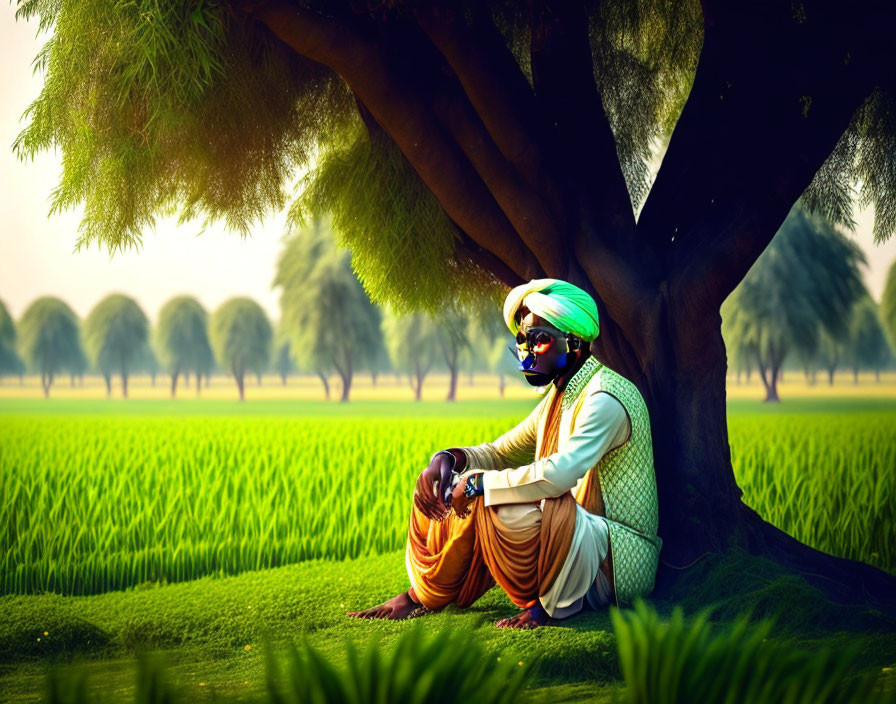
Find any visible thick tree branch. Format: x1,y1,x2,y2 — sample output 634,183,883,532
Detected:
452,226,526,289
413,4,564,217
529,2,640,259
372,12,567,276
248,0,543,281
642,1,890,312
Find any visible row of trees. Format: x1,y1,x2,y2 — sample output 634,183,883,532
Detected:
723,204,896,402
0,223,524,401
0,293,271,400
4,214,896,402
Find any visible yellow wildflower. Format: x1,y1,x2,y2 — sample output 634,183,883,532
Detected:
43,631,49,636
244,644,252,652
518,661,523,667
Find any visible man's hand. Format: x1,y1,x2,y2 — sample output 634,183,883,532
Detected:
413,452,455,521
450,472,482,519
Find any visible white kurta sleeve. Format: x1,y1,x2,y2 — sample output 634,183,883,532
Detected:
456,392,552,470
482,391,630,506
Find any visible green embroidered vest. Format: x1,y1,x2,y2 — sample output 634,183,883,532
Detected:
561,356,662,606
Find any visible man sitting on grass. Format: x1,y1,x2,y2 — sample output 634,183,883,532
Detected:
348,279,661,629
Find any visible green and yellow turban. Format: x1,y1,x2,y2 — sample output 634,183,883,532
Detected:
503,278,600,342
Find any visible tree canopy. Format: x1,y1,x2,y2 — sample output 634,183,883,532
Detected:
83,294,150,398
845,296,891,380
273,218,383,401
156,295,214,397
210,297,272,401
382,309,441,401
18,296,83,397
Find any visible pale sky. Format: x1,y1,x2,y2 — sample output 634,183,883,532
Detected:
2,8,894,324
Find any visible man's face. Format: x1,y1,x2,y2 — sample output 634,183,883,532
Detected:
515,312,571,382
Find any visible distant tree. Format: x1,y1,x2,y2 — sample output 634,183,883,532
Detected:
275,219,384,402
468,305,514,397
67,334,88,386
435,305,471,402
722,205,866,402
273,327,295,386
83,294,149,398
816,328,846,386
383,309,441,402
18,297,83,397
883,261,896,355
140,343,160,386
0,299,25,380
368,340,392,387
156,296,214,397
210,297,272,402
846,296,892,382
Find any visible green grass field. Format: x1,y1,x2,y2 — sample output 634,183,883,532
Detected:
1,396,895,702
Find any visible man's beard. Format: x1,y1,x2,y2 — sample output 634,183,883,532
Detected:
520,351,575,387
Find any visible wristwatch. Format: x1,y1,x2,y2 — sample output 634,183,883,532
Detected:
463,473,484,498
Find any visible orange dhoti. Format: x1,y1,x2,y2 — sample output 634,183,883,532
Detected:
405,490,578,610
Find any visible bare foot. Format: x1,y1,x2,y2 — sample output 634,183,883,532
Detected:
495,603,555,630
347,591,426,620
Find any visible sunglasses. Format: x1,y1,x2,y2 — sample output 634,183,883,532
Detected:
515,329,556,355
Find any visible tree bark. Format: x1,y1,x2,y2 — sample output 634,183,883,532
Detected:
103,372,111,397
171,371,179,398
196,370,202,395
316,370,330,400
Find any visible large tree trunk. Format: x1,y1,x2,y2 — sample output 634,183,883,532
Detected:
103,372,112,397
170,371,179,398
316,370,330,400
196,370,202,395
600,306,896,613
